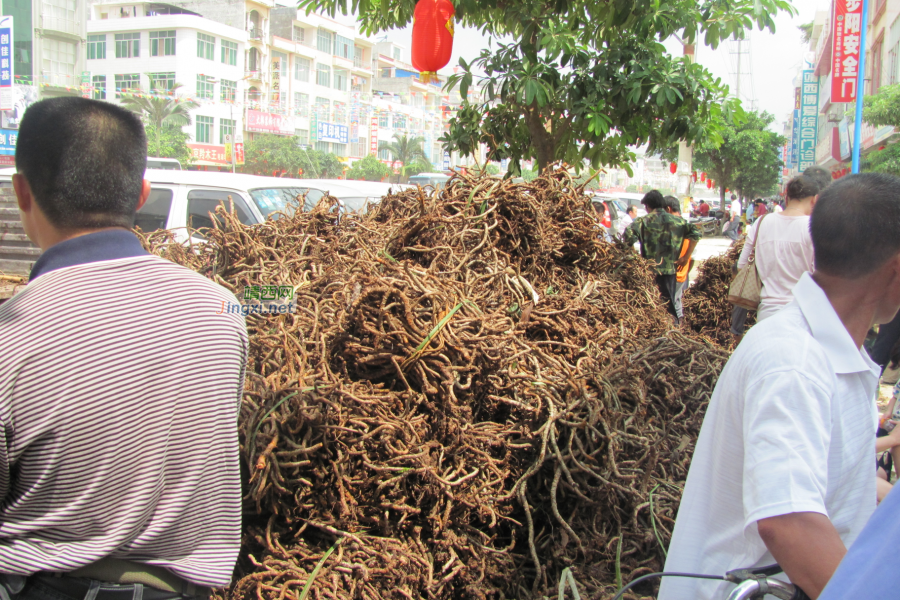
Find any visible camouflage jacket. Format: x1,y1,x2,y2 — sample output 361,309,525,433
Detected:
623,210,702,275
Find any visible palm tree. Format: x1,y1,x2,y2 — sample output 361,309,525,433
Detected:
120,79,200,157
384,133,427,183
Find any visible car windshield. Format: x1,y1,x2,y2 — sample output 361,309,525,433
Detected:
249,187,321,217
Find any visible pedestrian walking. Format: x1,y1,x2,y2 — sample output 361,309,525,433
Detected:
616,204,637,237
0,98,248,599
664,196,692,323
623,190,701,322
660,172,900,600
736,176,817,322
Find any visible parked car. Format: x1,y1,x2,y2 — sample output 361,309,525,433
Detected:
408,173,451,189
146,157,182,170
0,169,396,275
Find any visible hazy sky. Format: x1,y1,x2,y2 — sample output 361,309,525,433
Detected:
361,0,828,133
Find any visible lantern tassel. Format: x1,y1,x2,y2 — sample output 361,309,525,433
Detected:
419,71,439,84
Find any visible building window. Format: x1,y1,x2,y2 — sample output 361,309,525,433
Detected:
114,73,141,93
196,115,213,143
221,40,237,66
317,29,333,54
43,38,76,86
42,0,77,35
221,79,237,102
314,97,330,120
353,45,363,68
393,47,400,61
295,128,309,145
92,74,106,99
350,136,365,157
316,63,330,87
197,33,215,60
378,140,391,161
393,113,407,129
149,30,175,56
197,74,214,99
294,57,310,82
148,72,175,90
114,32,140,58
293,26,305,43
334,35,352,59
247,47,259,71
87,34,106,60
378,113,388,128
294,92,309,117
332,142,347,157
334,69,348,91
315,141,330,153
220,118,235,144
873,39,885,93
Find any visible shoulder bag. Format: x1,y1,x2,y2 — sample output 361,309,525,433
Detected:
727,214,769,310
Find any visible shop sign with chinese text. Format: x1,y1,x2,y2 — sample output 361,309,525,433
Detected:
246,110,293,135
317,122,349,144
799,70,819,172
187,143,229,164
0,17,13,111
832,0,863,103
790,87,801,168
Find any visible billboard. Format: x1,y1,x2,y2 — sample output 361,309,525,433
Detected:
790,87,801,168
832,0,863,103
246,110,293,135
316,122,349,144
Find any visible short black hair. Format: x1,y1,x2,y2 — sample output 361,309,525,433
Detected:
785,175,819,201
16,97,147,230
803,165,831,194
811,173,900,278
641,190,665,210
664,195,680,213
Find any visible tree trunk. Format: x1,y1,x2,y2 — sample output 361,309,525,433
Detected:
523,104,554,173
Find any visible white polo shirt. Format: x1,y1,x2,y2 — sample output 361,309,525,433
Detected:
658,273,879,600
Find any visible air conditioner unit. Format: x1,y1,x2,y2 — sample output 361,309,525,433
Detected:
826,107,844,122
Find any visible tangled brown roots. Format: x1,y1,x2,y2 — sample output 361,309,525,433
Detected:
140,168,729,600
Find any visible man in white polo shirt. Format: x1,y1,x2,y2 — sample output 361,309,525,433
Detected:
659,173,900,600
0,98,247,600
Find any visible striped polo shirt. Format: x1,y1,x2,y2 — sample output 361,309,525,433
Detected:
0,229,248,587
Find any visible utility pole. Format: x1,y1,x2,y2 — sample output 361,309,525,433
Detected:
676,42,695,201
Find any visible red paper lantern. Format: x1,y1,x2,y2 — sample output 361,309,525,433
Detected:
668,162,677,174
692,171,697,182
707,179,712,189
700,172,707,182
411,0,456,84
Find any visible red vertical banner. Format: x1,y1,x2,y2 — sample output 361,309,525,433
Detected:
370,115,379,156
832,0,863,103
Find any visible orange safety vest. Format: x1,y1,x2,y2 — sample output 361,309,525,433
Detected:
676,239,691,283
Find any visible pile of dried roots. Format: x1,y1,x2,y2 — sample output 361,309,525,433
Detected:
140,168,729,600
683,240,755,346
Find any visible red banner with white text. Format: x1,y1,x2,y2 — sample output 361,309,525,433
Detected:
832,0,863,103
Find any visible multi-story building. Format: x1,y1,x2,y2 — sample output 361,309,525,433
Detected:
803,0,900,179
86,0,247,167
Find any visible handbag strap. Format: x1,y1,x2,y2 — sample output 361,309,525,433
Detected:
747,213,769,262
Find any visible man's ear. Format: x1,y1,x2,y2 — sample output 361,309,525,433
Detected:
12,173,32,213
135,179,151,212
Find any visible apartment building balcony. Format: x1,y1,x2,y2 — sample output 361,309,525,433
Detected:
38,14,82,41
244,70,265,82
248,26,265,42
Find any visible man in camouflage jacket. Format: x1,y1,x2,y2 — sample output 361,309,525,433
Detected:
623,190,701,322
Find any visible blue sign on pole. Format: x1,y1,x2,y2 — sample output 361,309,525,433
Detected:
0,16,13,111
798,70,819,172
791,109,800,168
0,128,16,155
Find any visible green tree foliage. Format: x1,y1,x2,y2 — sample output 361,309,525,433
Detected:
693,110,785,204
305,0,794,174
241,134,344,178
144,123,192,166
347,154,392,181
403,158,432,180
860,84,900,176
120,81,200,158
383,134,428,182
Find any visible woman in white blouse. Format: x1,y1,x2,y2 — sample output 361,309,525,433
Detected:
738,175,818,321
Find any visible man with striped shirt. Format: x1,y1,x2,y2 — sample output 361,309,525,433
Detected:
0,98,248,600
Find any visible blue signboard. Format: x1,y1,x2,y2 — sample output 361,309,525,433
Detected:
790,87,800,169
0,128,17,155
798,70,819,172
0,16,12,111
317,122,349,144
